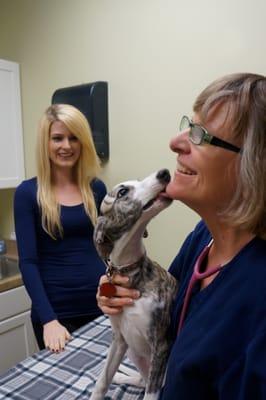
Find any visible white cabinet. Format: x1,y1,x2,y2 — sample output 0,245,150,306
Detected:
0,286,38,374
0,59,25,188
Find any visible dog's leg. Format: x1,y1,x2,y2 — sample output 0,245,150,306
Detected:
127,349,150,381
112,349,149,388
143,349,169,400
143,394,161,400
90,334,128,400
143,334,171,400
113,370,145,388
118,364,139,376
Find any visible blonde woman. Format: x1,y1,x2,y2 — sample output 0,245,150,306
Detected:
14,104,107,352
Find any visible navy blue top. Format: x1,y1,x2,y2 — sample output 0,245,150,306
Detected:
160,220,266,399
14,177,107,324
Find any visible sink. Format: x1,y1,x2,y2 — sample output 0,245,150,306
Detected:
0,257,20,279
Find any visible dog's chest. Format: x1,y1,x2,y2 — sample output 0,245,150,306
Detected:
111,293,159,356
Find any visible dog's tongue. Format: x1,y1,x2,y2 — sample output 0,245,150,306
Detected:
143,191,172,210
158,191,172,199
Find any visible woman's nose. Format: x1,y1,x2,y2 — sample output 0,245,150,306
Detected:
62,138,71,148
169,129,190,152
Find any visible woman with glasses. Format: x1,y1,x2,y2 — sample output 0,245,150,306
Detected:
97,73,266,399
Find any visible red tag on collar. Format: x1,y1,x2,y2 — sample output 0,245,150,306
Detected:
100,282,116,297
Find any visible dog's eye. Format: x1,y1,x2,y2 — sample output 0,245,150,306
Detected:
117,187,129,198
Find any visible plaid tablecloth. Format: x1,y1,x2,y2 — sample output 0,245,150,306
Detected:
0,315,144,399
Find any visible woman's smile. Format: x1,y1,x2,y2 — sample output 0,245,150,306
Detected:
57,152,75,158
175,160,197,176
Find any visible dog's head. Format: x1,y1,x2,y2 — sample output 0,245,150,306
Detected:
94,169,172,259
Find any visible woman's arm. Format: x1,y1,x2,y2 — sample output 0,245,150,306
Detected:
92,178,107,212
14,181,71,351
14,181,56,324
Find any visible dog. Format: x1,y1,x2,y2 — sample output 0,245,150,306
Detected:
90,169,178,400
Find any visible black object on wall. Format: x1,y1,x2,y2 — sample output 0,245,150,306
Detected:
51,81,109,160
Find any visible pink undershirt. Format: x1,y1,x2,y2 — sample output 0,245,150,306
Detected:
177,241,223,335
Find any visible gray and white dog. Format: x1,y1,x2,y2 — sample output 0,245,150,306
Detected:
91,169,178,400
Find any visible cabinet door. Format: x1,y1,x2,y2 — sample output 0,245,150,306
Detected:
0,59,25,188
0,285,31,321
0,310,38,374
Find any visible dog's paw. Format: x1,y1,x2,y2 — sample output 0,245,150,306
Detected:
113,371,145,388
143,391,160,400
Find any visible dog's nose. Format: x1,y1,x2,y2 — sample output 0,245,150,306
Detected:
156,169,171,183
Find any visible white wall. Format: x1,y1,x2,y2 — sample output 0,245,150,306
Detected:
0,0,266,267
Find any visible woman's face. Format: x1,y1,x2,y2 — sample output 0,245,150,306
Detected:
49,120,81,170
166,107,241,216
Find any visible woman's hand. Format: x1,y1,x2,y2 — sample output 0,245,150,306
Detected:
43,320,72,352
97,274,140,315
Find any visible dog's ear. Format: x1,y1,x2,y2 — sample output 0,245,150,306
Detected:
94,216,114,259
100,193,116,214
94,224,105,245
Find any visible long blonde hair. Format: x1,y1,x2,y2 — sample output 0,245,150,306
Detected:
36,104,101,239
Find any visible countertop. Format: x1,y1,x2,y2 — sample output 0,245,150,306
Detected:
0,240,22,293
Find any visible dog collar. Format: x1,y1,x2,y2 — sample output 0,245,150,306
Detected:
105,254,146,281
99,254,146,298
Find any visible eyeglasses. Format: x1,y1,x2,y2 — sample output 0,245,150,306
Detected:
180,115,242,154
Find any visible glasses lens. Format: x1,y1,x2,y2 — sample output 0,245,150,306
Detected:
190,125,204,145
180,116,190,131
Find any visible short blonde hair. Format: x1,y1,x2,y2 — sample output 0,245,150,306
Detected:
194,73,266,238
36,104,101,238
